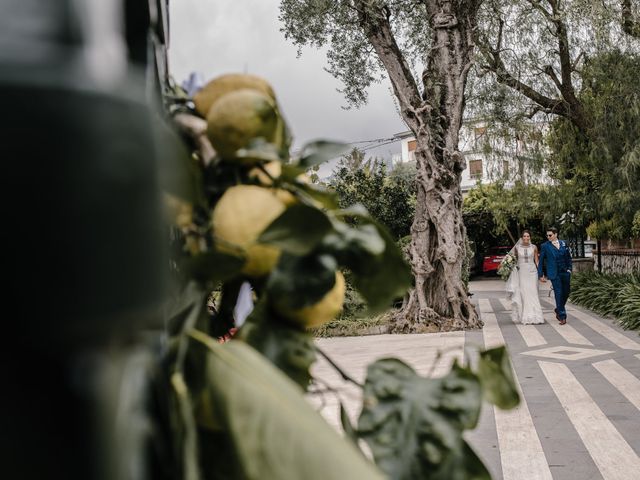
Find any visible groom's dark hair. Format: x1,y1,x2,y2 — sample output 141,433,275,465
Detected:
547,226,558,234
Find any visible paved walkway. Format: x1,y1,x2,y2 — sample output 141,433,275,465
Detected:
310,277,640,480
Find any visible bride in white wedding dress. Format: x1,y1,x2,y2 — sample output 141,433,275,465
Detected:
506,230,545,324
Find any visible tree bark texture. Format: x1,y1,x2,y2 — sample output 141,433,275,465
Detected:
357,0,482,330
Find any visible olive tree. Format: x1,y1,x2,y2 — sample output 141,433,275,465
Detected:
279,0,483,330
474,0,639,141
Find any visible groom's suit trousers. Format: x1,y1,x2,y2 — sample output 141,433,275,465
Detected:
551,272,571,320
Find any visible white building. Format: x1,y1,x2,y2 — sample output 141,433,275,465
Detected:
391,119,551,194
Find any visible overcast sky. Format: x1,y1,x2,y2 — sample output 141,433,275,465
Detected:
168,0,407,166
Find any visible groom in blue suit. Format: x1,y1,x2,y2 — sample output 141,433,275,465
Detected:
538,227,573,325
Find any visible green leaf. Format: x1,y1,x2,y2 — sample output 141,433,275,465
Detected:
274,112,293,158
235,138,283,163
156,117,206,206
237,316,317,390
259,204,334,256
267,253,338,310
280,163,308,179
164,281,207,335
477,346,520,409
340,403,362,452
189,333,386,480
293,181,339,209
331,220,386,257
358,358,488,480
297,140,350,168
340,220,412,314
179,250,246,288
335,203,371,219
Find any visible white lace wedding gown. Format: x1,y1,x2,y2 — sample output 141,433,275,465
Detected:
507,244,544,324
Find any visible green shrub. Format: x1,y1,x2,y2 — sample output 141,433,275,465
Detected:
570,272,640,330
311,269,394,337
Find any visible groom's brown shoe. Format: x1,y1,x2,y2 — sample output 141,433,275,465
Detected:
559,318,567,325
554,308,561,322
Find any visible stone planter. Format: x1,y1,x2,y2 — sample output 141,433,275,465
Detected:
573,257,595,273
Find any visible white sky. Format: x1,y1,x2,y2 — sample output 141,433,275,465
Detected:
168,0,407,164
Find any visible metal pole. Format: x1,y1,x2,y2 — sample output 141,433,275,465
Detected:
597,238,602,272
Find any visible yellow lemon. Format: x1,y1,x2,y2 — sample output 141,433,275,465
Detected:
212,185,286,277
193,73,276,117
206,89,279,160
248,161,282,186
247,162,297,205
278,272,346,328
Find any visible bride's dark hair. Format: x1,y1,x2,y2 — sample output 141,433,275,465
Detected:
521,229,531,237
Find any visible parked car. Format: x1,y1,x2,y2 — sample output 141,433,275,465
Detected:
482,246,512,274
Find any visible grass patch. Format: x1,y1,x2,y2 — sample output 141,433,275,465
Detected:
570,272,640,331
311,270,396,337
312,310,395,337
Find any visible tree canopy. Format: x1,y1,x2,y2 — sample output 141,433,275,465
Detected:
546,50,640,239
330,153,416,240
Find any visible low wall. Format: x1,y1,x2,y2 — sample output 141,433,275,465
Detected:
594,249,640,275
573,257,594,273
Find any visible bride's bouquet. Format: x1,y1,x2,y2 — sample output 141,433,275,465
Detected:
497,253,516,280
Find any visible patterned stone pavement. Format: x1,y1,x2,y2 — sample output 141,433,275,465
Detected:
310,277,640,479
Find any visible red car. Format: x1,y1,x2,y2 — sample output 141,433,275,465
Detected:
482,246,512,274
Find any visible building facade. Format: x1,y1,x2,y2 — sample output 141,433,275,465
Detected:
391,119,551,195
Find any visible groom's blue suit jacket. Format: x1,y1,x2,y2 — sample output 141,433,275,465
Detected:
537,240,573,280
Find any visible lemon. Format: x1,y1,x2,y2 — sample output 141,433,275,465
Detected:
248,161,282,186
193,73,276,117
247,162,298,205
206,89,279,160
212,185,287,277
278,272,346,328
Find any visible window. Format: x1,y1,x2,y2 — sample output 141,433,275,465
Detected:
469,159,483,178
474,126,487,137
503,160,510,177
473,126,487,150
407,139,417,162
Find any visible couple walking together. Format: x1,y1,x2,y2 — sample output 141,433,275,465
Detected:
506,227,573,325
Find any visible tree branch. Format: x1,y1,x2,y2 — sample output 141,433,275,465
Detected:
542,64,562,91
476,31,568,117
476,2,592,132
548,1,574,93
353,0,423,122
524,0,554,21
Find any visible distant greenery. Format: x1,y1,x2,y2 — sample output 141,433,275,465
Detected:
633,211,640,238
323,157,416,330
312,311,392,338
570,272,640,331
463,183,551,257
329,154,416,240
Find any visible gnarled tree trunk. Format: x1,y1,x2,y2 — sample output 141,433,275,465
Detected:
358,1,482,330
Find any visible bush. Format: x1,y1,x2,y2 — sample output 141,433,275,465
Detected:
311,270,395,337
329,159,415,240
633,211,640,238
570,272,640,330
